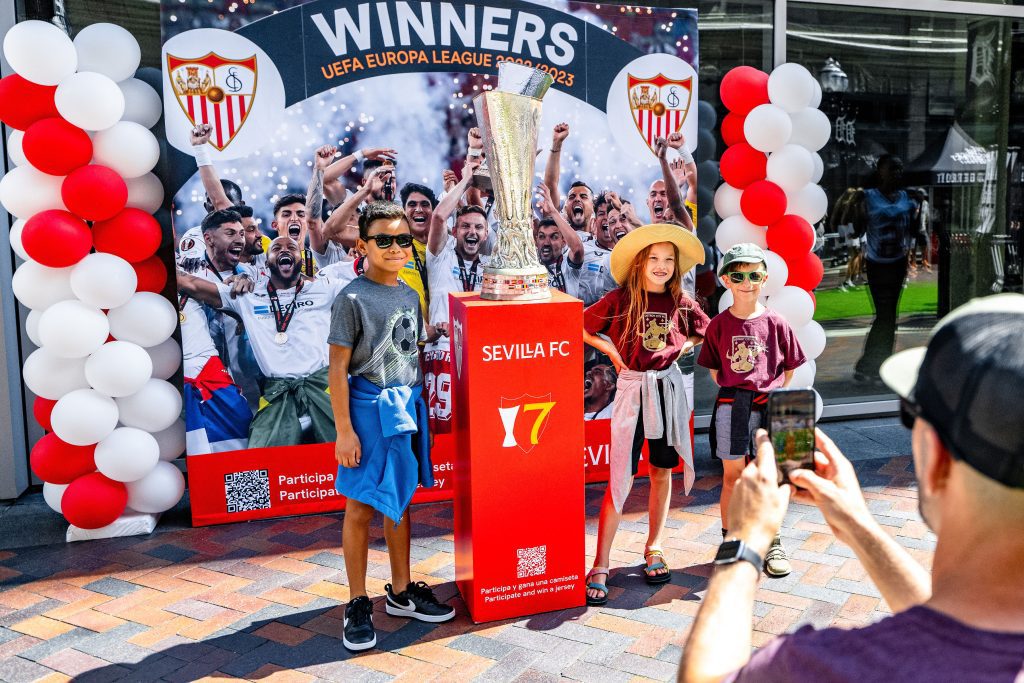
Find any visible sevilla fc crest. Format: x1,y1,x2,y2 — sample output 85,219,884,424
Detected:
498,394,555,455
167,52,257,151
627,73,693,155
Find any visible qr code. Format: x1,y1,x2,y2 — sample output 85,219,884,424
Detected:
225,470,271,513
516,545,547,579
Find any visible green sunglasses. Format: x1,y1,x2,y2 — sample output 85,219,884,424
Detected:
725,271,767,284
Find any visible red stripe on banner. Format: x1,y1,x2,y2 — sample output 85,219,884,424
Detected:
213,102,224,148
200,97,209,125
646,110,653,147
186,95,195,121
656,113,662,141
239,96,247,122
673,110,679,134
226,96,236,139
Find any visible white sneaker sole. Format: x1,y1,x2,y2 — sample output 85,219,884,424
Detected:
342,618,377,651
385,600,456,623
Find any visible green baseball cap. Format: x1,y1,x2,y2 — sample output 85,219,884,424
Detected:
718,243,767,275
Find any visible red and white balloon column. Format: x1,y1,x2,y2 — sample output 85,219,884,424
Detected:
0,21,186,535
714,63,830,416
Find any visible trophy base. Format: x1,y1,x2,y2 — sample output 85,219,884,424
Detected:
480,267,551,301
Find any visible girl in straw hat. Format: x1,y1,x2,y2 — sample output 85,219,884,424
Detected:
581,223,709,605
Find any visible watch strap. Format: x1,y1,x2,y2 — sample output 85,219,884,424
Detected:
715,539,763,570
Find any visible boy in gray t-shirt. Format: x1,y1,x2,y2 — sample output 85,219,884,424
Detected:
327,201,454,653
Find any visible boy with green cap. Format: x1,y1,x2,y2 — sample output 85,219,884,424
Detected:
698,243,806,577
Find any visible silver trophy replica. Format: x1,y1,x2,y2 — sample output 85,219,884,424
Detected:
473,63,554,301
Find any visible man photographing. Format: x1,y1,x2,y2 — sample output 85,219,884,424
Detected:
679,294,1024,683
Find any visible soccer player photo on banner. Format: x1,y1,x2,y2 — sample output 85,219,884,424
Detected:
161,0,700,526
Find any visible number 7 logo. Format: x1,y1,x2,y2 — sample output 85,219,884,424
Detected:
498,394,555,454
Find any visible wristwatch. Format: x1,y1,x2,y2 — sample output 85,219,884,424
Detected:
714,539,763,570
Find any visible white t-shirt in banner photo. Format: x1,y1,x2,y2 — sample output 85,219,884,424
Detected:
580,241,614,306
426,236,489,353
216,275,348,379
546,248,583,299
179,297,218,379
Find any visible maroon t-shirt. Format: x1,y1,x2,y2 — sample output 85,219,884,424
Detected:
697,307,805,392
583,287,710,372
725,606,1024,683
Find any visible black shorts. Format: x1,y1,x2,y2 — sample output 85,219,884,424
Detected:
631,380,679,475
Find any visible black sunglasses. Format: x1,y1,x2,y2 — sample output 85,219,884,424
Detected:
899,398,921,430
368,233,413,249
726,271,766,284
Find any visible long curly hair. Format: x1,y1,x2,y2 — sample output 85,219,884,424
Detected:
618,241,685,348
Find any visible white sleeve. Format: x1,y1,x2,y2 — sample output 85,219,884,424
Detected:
216,282,241,313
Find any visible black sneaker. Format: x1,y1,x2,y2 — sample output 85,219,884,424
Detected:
343,595,376,652
385,581,455,623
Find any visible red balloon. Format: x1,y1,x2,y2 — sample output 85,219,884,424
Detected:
786,252,825,291
22,118,93,176
741,180,787,227
62,165,128,222
766,215,815,263
30,433,97,485
719,66,770,115
33,397,58,431
21,210,92,267
0,74,58,131
61,473,127,529
132,255,168,294
721,112,747,147
93,209,162,263
720,143,767,189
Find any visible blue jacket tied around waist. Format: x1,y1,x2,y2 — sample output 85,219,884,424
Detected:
335,375,433,523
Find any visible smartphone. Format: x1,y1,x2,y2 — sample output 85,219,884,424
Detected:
767,388,817,485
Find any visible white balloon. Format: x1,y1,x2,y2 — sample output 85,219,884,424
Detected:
791,359,817,389
43,482,69,514
50,388,119,446
766,145,815,193
95,427,159,482
126,461,185,514
809,79,823,109
152,419,186,462
2,20,77,86
25,309,43,347
9,218,29,261
38,300,109,358
767,286,815,328
810,153,824,184
117,78,162,129
22,347,89,399
787,183,829,225
814,388,824,421
107,293,177,348
116,379,182,432
762,251,789,297
714,183,743,220
768,63,816,113
7,130,27,166
12,260,75,311
716,215,767,252
718,289,734,314
74,24,141,82
55,72,125,132
70,253,138,309
743,104,793,153
91,122,160,179
125,173,165,214
145,337,181,380
795,320,827,360
85,341,153,398
0,165,66,218
789,108,832,152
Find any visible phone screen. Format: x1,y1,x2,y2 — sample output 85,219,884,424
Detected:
767,389,816,484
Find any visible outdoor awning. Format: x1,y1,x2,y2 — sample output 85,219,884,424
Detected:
908,122,989,186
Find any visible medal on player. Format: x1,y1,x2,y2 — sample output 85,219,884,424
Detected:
178,293,188,323
267,279,304,348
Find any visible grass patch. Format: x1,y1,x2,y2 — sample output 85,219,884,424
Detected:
813,282,938,322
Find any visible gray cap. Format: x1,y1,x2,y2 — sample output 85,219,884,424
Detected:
718,243,767,275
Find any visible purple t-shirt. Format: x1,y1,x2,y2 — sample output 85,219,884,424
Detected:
697,307,806,392
725,606,1024,683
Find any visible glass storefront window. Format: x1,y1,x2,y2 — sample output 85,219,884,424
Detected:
786,4,1023,404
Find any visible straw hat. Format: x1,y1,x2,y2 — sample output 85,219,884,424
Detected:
609,223,706,285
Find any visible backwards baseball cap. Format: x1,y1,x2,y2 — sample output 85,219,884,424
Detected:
879,293,1024,489
718,243,767,276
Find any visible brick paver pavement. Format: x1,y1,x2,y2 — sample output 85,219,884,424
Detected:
0,455,933,682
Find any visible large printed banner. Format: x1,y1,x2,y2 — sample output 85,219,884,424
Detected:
161,0,699,526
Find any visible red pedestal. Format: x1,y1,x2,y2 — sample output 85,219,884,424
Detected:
450,291,586,622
